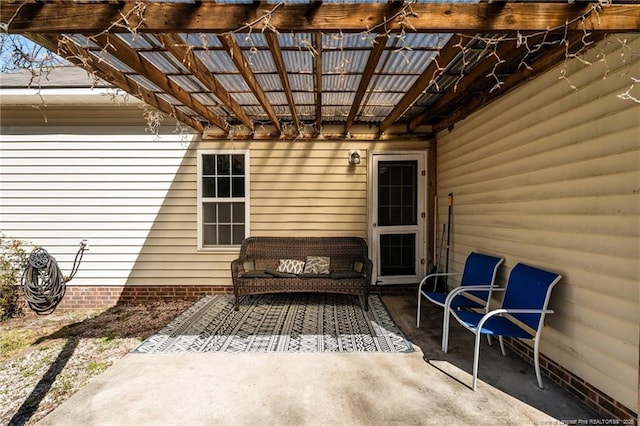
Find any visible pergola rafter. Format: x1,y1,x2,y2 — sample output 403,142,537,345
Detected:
3,1,638,138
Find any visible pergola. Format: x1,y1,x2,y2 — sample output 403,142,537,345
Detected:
2,1,639,138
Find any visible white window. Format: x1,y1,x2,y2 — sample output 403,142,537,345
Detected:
197,150,249,250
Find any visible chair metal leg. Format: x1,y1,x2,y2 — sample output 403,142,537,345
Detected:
416,292,422,328
534,335,544,388
442,309,450,352
499,336,506,356
472,330,482,391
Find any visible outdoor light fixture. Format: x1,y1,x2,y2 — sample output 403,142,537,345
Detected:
348,150,361,165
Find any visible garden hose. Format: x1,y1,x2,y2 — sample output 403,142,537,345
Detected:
21,241,86,314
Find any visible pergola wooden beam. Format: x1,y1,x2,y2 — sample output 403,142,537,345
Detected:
380,35,469,133
265,32,299,133
29,34,205,132
345,33,388,132
90,33,229,131
156,33,254,131
218,33,281,133
3,2,639,33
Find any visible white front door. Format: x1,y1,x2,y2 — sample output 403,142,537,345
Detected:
370,153,427,285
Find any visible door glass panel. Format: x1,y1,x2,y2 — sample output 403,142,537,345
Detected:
378,161,417,226
380,233,415,276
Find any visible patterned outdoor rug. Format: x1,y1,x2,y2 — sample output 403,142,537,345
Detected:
134,293,413,353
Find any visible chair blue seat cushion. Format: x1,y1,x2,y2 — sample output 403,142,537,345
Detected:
422,291,485,309
453,310,534,339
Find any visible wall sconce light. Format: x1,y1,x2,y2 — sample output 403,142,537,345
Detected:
348,150,361,165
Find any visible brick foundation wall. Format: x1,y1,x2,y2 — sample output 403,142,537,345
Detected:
507,338,637,422
55,285,234,309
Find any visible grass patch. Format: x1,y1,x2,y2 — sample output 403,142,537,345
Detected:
86,360,109,377
0,329,39,363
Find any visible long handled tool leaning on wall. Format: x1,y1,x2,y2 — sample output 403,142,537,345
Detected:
445,193,453,285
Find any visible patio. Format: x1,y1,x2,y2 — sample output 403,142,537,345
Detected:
37,294,596,425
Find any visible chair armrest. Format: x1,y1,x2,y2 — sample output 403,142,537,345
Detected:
418,272,462,292
231,258,245,278
476,308,555,330
444,284,501,307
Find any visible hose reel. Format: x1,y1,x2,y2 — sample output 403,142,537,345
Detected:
21,241,87,314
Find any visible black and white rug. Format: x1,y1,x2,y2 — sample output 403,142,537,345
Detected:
134,293,413,353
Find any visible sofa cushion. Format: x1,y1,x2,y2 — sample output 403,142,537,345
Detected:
277,259,305,275
265,268,297,278
241,270,273,278
299,273,331,279
330,271,365,279
303,256,330,274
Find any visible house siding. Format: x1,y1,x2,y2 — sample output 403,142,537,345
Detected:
435,35,639,414
0,126,427,291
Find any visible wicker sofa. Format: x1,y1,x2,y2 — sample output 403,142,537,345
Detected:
231,236,373,310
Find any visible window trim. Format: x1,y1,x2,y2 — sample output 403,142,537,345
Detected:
196,149,250,251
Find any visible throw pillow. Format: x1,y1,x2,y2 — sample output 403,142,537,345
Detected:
303,256,330,275
243,261,255,272
276,259,305,275
353,261,364,273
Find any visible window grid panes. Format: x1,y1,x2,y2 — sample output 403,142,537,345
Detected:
378,161,417,227
201,153,247,247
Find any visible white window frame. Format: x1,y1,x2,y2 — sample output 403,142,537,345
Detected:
197,149,250,251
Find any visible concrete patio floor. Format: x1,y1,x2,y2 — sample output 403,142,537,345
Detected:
40,294,596,425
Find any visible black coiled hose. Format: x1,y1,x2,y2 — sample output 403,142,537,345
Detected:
21,242,86,314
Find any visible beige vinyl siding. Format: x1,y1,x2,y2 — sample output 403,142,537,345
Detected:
1,121,428,288
435,35,639,411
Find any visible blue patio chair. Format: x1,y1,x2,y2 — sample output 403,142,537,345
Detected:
449,263,562,390
416,252,504,352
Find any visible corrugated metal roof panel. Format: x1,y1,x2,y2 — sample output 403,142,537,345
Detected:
277,32,313,49
234,32,267,48
231,91,259,105
359,104,393,120
141,51,189,74
288,74,314,91
323,91,355,106
244,50,276,72
192,92,222,106
323,106,350,120
397,33,452,49
365,91,405,106
378,50,438,74
214,74,250,92
195,50,237,72
156,92,182,106
89,50,135,74
322,33,374,49
242,105,269,118
255,74,284,91
281,50,313,73
265,92,288,105
169,74,209,92
126,74,163,92
292,92,315,105
323,74,361,92
323,50,367,74
369,74,419,92
116,33,154,49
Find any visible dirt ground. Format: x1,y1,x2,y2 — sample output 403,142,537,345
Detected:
0,300,192,425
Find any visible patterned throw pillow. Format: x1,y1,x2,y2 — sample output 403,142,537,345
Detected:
277,259,305,275
303,256,330,275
